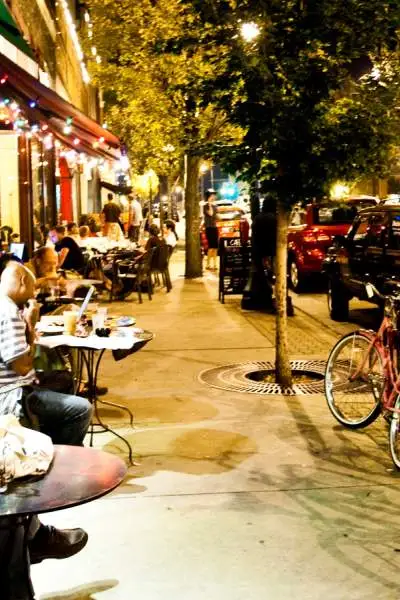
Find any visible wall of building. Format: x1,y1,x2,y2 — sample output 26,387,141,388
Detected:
7,0,99,118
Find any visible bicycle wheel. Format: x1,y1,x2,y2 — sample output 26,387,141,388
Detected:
325,332,384,428
389,395,400,469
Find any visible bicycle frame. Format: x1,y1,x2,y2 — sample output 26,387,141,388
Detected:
349,315,400,414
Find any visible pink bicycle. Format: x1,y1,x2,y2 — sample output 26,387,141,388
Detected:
325,283,400,468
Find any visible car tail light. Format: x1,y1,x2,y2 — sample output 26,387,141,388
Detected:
303,229,331,244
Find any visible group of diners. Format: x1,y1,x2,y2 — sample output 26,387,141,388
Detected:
21,215,178,302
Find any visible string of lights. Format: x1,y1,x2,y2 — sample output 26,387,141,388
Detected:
0,91,111,173
56,0,91,84
0,76,111,153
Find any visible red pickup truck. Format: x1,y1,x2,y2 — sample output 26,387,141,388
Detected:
287,202,357,291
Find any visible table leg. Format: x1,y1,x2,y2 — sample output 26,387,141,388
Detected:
97,398,135,426
81,349,135,465
0,515,35,599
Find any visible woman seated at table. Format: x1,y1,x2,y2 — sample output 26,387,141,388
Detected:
145,224,163,251
163,220,178,251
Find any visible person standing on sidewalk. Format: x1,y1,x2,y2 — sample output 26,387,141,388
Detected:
102,193,122,240
128,195,143,243
244,197,294,315
203,189,219,270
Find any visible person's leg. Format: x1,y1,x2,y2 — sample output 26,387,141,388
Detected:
25,388,92,446
22,390,91,562
211,248,218,270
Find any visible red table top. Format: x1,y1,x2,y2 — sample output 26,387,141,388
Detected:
0,446,127,518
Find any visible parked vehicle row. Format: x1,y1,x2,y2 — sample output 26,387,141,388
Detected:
287,197,377,291
323,204,400,320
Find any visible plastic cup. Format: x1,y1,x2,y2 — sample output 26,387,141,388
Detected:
63,310,78,335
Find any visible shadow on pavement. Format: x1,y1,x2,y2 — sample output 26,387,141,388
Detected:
268,393,400,592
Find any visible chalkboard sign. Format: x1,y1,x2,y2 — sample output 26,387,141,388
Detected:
218,237,251,303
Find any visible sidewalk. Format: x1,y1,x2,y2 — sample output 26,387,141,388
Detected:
33,251,400,600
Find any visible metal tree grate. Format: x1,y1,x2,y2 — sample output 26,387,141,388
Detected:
199,360,326,396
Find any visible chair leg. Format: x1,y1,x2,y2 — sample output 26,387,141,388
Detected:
136,279,143,304
147,276,153,300
165,269,172,292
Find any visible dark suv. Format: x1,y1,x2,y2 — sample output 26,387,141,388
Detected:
323,204,400,320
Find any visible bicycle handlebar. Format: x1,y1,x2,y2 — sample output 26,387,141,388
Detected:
365,282,400,302
365,283,384,300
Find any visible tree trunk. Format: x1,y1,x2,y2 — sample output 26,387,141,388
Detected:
275,199,292,387
185,153,202,278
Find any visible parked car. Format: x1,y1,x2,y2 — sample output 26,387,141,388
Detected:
323,204,400,321
344,195,379,210
287,201,357,291
200,204,250,252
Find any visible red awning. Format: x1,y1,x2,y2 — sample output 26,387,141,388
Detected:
0,51,121,161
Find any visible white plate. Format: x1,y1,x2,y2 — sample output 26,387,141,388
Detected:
37,325,64,334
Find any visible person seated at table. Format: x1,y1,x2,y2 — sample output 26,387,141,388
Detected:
0,262,92,563
67,222,80,244
164,220,178,251
27,247,66,294
50,225,85,273
78,225,91,247
145,224,163,251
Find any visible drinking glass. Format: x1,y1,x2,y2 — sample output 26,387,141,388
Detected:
63,310,78,335
92,312,105,333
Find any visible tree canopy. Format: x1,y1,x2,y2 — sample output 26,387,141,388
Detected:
187,0,400,205
85,0,242,174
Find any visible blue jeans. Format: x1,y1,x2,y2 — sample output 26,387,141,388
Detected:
24,388,92,446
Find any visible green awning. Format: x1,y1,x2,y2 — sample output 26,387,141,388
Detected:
0,1,35,59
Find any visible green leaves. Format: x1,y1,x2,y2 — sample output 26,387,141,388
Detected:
191,0,400,203
85,0,242,174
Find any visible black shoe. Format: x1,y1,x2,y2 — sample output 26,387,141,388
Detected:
81,384,108,397
29,525,88,564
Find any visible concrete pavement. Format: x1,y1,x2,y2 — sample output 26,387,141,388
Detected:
32,251,400,599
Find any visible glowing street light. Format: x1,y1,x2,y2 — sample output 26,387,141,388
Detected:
240,22,260,43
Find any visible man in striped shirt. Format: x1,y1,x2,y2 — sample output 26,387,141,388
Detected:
0,262,92,563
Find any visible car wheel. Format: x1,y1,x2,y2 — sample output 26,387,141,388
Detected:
289,259,303,292
328,279,349,321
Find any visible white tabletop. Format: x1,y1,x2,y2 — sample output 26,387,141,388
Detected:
37,331,145,351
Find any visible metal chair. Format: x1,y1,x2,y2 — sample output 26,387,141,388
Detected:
112,249,156,303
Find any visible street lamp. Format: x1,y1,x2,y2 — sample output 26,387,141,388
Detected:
240,22,260,43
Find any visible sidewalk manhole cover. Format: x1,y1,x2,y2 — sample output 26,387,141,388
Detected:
199,360,326,396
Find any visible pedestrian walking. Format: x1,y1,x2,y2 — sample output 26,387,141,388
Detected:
101,193,122,240
128,195,143,243
203,189,219,270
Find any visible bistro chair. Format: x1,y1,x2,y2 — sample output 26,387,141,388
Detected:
152,242,172,292
112,248,156,303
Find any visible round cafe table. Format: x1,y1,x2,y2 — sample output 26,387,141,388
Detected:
0,445,127,600
37,328,154,464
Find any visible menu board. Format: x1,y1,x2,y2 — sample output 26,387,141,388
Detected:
218,237,251,303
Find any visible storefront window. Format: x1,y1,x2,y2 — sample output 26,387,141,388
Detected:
31,138,56,236
0,131,19,241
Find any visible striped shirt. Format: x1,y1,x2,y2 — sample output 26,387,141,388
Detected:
0,295,36,418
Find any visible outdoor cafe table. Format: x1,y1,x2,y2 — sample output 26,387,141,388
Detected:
37,327,154,464
0,445,127,600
